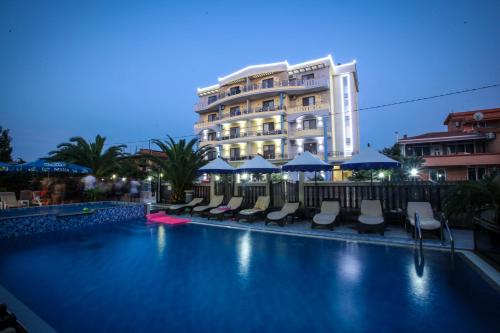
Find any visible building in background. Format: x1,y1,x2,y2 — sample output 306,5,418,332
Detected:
399,108,500,181
194,55,359,169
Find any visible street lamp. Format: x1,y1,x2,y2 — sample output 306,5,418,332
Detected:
410,168,418,177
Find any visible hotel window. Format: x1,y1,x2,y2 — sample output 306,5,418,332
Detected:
208,113,218,122
302,73,314,80
207,149,217,160
230,147,241,161
468,167,487,181
263,122,275,134
229,86,241,95
476,142,486,153
230,106,241,117
263,145,275,159
302,96,315,106
345,115,351,127
429,169,446,182
345,138,351,145
229,127,240,138
207,132,217,141
207,95,217,104
262,100,274,111
303,118,317,130
262,78,274,88
304,142,318,155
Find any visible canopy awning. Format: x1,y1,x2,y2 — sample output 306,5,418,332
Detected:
21,159,92,174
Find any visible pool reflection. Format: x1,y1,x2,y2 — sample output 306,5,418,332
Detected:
339,242,361,283
157,225,166,257
237,231,252,277
408,247,428,300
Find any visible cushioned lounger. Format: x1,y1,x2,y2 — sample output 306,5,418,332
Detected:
407,201,443,240
236,196,270,222
357,200,385,235
167,197,204,214
191,195,224,216
265,202,300,227
208,197,243,220
312,200,340,230
0,192,22,209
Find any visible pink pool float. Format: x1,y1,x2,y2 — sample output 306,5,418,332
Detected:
146,212,191,225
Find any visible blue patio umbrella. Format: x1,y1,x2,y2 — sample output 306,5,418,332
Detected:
198,157,235,174
282,152,332,206
237,155,280,174
0,162,20,172
340,146,401,197
21,159,92,175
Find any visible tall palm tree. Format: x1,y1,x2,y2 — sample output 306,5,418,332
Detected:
49,135,127,177
151,136,210,203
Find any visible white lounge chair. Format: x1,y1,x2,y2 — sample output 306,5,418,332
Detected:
407,202,443,240
265,202,300,227
0,192,23,209
236,196,270,222
191,195,224,216
357,200,385,235
312,200,340,230
167,197,204,214
208,196,243,220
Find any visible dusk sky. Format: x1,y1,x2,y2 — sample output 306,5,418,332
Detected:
1,0,499,161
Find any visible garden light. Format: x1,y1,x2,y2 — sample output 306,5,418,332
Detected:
410,168,418,177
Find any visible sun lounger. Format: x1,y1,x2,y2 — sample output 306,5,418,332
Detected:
208,197,243,220
191,195,224,216
407,201,443,240
312,200,340,230
0,192,23,209
236,196,270,222
357,200,385,235
167,197,204,214
265,202,300,227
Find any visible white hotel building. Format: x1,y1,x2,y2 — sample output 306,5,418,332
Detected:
194,55,359,169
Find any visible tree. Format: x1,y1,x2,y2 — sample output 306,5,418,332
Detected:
49,135,126,177
380,143,424,181
0,127,13,162
443,174,500,224
151,136,210,203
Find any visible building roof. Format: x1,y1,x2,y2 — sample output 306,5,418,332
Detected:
443,108,500,125
399,131,489,144
197,56,357,95
137,149,167,158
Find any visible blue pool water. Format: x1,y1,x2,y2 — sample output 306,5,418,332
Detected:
0,220,498,333
0,202,122,218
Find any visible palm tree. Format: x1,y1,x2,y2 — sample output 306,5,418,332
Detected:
151,136,210,203
443,174,500,224
49,135,127,177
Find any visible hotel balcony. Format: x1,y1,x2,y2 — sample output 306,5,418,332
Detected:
226,153,289,162
194,105,285,130
195,79,329,113
219,129,287,144
291,127,331,138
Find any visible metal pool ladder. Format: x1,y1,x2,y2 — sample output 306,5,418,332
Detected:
414,212,455,254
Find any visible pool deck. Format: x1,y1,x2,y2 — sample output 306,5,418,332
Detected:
184,214,473,250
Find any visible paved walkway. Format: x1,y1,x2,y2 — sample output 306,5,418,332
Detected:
183,214,473,251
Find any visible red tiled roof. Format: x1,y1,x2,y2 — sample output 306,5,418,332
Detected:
443,108,500,125
399,131,488,144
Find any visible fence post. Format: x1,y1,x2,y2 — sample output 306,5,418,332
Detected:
210,176,215,200
298,172,305,205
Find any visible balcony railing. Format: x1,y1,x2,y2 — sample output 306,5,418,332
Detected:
195,78,329,111
218,129,287,141
288,103,330,114
226,154,289,161
194,106,285,129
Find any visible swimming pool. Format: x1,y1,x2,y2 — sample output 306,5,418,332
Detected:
0,220,498,332
0,201,123,218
